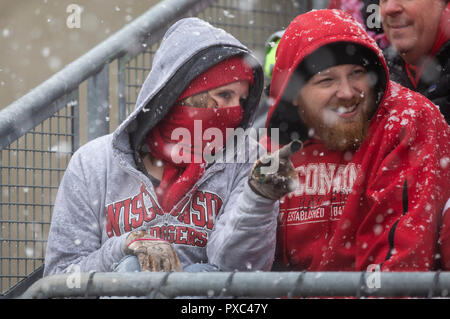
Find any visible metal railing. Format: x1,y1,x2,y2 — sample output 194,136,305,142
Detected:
2,0,448,300
20,271,450,299
0,0,310,297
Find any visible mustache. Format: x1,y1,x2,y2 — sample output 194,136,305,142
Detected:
328,94,364,109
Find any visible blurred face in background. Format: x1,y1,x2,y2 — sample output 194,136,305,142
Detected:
380,0,446,64
293,64,377,151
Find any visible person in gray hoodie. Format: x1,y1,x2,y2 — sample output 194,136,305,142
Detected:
43,17,285,277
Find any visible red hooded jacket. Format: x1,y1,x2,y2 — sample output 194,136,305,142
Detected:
266,10,450,271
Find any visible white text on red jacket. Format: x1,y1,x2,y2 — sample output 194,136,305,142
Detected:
281,163,361,226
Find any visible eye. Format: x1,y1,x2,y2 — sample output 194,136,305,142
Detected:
217,91,232,100
315,77,333,85
351,67,366,76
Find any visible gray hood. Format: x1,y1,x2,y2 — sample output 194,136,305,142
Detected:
112,17,264,154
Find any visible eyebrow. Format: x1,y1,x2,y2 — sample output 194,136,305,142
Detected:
313,70,333,78
212,88,232,94
211,86,249,99
312,72,333,80
314,65,365,77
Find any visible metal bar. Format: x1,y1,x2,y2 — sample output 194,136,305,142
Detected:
69,89,80,152
19,272,450,299
117,57,128,125
1,266,43,299
31,121,37,273
14,140,19,287
0,150,2,288
0,0,217,150
87,64,110,141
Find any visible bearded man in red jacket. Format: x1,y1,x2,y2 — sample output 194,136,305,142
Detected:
250,9,450,272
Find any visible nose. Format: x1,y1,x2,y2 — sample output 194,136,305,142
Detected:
335,77,356,100
380,0,403,17
231,96,242,107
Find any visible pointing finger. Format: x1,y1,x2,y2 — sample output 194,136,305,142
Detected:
277,139,303,159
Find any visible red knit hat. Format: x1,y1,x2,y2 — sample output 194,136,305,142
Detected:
177,56,254,101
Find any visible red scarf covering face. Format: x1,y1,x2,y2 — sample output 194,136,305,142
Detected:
146,105,243,212
405,2,450,87
144,56,253,212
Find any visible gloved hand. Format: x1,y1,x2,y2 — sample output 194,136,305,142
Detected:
248,140,302,200
124,230,183,272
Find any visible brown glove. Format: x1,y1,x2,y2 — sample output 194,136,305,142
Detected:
248,140,302,200
124,230,183,272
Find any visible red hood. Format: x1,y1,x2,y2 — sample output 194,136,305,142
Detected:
265,9,390,142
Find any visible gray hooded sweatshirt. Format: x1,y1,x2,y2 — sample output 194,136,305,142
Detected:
44,18,279,276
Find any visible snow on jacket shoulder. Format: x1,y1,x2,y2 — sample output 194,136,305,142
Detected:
44,17,278,277
266,10,450,271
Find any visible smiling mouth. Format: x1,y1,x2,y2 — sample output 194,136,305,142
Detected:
388,23,411,30
333,104,359,115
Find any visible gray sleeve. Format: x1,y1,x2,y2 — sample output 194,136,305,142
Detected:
43,153,127,277
207,164,279,271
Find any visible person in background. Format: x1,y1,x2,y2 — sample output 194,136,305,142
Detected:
249,9,450,271
380,0,450,124
252,30,285,130
44,17,281,278
264,30,285,80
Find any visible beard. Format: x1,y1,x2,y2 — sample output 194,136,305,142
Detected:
298,91,377,152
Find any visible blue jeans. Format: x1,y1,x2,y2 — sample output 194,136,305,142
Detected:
113,255,141,272
113,255,219,273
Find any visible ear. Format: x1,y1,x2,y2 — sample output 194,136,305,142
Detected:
291,93,300,106
290,85,304,107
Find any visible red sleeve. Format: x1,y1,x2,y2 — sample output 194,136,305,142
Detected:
356,97,450,271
